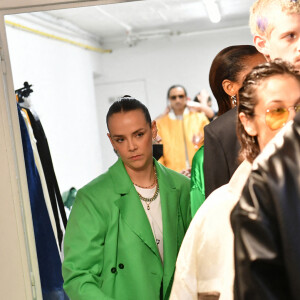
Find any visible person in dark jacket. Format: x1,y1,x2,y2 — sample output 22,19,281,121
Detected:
230,61,300,299
171,59,300,300
203,45,265,198
231,110,300,300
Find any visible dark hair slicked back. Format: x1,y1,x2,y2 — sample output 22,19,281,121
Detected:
209,45,262,116
106,95,151,131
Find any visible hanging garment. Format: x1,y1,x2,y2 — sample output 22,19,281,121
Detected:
21,109,59,250
20,105,67,249
18,104,69,300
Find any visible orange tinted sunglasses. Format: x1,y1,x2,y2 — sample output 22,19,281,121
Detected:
264,104,300,130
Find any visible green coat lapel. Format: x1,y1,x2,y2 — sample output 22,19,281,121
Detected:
111,159,161,260
155,160,179,298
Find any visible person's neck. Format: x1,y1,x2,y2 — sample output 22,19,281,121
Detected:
173,108,185,116
174,111,183,117
125,161,156,188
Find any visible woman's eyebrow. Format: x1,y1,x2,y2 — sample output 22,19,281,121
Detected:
132,128,145,134
111,128,145,138
111,134,124,138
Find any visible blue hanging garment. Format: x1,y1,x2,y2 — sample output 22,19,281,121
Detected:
17,104,69,300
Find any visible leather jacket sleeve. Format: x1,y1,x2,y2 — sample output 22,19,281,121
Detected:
231,112,300,300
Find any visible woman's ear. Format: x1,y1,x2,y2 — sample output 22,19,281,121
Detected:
239,112,258,136
222,79,238,97
151,120,158,139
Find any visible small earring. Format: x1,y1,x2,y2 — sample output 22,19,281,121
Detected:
231,95,237,106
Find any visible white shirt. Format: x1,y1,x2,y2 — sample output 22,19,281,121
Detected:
134,185,164,263
170,160,252,300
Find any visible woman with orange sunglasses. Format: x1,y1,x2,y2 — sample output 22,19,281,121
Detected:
170,59,300,300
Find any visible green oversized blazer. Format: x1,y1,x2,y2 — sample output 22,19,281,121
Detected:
62,158,191,300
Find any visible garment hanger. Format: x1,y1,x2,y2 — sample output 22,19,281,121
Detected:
15,81,33,104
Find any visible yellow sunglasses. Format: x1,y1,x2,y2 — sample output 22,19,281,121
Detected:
265,104,300,130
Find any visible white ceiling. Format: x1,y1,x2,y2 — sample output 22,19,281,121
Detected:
23,0,256,47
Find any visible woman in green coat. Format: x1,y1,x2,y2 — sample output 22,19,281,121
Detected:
62,96,191,300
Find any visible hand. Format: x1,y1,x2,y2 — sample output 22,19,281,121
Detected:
198,90,210,106
180,168,191,178
187,100,201,108
192,133,203,149
187,100,202,112
153,134,162,144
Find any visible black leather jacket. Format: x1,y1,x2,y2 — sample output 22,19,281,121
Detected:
231,111,300,300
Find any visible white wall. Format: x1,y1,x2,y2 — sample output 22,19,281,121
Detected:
96,26,253,118
5,12,253,188
6,16,104,192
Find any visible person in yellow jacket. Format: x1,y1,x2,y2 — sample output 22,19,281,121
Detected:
156,85,209,173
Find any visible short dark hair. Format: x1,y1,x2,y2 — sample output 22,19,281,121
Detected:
106,95,151,131
167,85,187,99
209,45,262,116
237,59,300,163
